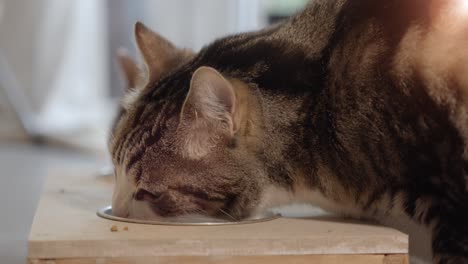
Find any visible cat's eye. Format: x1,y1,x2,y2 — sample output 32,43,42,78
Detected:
134,189,163,203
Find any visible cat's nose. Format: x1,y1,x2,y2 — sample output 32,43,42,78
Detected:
134,188,163,203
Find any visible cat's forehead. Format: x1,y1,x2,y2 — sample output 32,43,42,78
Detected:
110,100,181,163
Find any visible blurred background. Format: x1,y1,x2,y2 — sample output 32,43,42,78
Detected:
0,0,308,263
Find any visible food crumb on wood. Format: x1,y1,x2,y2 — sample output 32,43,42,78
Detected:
110,225,118,232
123,226,129,231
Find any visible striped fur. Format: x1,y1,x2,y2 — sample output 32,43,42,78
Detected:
110,0,468,262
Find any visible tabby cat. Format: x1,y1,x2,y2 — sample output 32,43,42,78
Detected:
109,0,468,263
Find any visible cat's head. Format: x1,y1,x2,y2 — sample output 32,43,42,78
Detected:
109,23,267,221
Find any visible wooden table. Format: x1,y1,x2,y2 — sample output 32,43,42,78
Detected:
28,169,408,264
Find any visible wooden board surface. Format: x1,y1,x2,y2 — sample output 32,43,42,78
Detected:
28,254,408,264
28,169,408,261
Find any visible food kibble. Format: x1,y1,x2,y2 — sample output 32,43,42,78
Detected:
123,226,129,231
110,225,118,232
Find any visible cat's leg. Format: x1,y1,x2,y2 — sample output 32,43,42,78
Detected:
430,210,468,263
415,196,468,264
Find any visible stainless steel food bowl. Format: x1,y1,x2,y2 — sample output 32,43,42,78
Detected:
97,206,281,226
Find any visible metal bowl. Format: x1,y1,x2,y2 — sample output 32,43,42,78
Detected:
97,206,281,226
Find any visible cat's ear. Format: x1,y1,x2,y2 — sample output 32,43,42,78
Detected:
117,48,139,90
181,66,236,133
134,22,181,84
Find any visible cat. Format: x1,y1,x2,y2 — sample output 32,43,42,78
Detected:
109,0,468,263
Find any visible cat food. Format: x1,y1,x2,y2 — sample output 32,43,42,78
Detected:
110,225,118,232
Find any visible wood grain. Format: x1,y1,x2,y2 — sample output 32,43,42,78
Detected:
28,254,408,264
27,169,408,263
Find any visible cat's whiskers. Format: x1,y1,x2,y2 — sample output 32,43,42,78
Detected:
218,208,239,222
